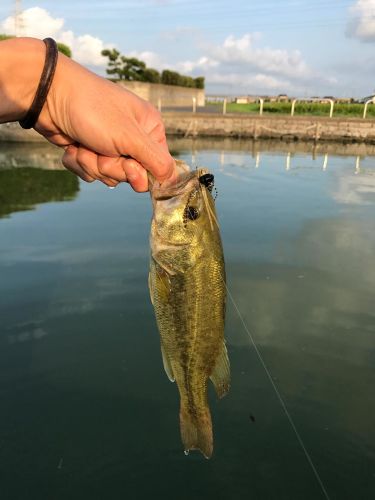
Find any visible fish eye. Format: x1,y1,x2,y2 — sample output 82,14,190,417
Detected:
185,206,200,221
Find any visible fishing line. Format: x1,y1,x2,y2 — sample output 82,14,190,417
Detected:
223,280,331,500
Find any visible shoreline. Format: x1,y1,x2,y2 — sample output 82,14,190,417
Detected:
1,112,375,145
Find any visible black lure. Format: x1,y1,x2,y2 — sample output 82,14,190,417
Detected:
199,173,215,193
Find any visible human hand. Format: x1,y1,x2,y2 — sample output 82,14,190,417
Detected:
1,37,175,191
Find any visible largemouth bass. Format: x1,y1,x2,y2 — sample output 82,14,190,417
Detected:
148,160,230,459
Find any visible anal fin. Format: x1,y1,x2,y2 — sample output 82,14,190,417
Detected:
210,342,230,398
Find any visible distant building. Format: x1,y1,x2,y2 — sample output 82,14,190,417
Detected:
263,94,290,102
235,96,249,104
232,95,263,103
335,98,354,104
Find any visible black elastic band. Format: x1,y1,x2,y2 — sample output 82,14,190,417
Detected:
19,38,58,129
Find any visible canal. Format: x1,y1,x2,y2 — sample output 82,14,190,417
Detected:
0,138,374,499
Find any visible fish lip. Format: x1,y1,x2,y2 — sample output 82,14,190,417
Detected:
152,172,198,200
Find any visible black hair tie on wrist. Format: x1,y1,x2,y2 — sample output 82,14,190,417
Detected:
19,37,58,129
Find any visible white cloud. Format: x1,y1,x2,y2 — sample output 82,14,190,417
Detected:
175,56,219,74
347,0,375,41
60,31,107,66
206,72,290,90
128,50,164,70
1,6,64,39
170,33,333,95
0,7,108,66
209,34,311,80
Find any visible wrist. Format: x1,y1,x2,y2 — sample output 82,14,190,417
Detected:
0,37,45,123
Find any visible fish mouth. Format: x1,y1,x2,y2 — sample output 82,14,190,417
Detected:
152,171,198,201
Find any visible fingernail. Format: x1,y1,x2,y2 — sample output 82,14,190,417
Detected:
108,186,116,190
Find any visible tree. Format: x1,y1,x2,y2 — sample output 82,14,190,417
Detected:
194,77,205,89
57,42,72,58
161,70,181,86
121,56,146,81
101,49,205,88
0,34,13,41
101,48,123,79
143,68,160,83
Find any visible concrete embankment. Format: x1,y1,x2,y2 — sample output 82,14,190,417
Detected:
1,113,375,144
163,112,375,144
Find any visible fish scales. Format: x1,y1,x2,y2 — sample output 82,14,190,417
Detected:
149,160,230,459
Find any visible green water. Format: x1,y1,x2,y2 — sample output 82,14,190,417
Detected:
0,139,374,500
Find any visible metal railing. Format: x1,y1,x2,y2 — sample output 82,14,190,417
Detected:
291,98,334,118
363,97,375,119
157,96,375,119
201,96,374,119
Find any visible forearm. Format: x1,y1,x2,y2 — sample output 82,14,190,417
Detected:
0,37,45,123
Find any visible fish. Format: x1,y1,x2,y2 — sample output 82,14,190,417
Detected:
148,159,230,459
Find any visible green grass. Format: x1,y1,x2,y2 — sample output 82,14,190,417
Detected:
205,101,375,118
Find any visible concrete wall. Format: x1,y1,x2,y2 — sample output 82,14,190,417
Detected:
0,122,43,142
162,113,375,144
117,81,205,107
2,113,375,144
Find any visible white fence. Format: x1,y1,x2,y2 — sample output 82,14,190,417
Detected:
201,96,375,119
156,95,375,118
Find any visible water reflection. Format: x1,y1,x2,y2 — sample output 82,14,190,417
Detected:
0,141,62,170
167,136,375,157
0,167,79,218
215,148,371,173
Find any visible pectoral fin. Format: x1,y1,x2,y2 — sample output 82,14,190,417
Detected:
161,342,175,382
149,260,171,306
210,342,230,399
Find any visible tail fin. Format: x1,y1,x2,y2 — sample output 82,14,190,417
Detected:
180,404,213,459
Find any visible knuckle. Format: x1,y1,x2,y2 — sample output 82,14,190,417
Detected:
150,109,165,131
97,161,111,175
76,148,88,165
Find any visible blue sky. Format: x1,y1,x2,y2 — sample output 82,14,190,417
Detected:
1,0,374,97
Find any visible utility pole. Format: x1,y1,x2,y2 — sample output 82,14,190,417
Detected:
14,0,24,37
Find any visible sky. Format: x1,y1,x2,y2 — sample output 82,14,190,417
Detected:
0,0,375,98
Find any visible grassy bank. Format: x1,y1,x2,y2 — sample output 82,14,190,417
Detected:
205,101,375,118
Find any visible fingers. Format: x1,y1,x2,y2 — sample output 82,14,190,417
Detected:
121,157,148,192
62,145,96,183
62,145,119,187
62,144,148,192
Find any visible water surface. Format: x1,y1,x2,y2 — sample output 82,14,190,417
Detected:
0,139,374,500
